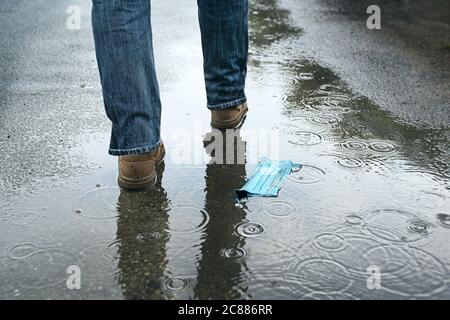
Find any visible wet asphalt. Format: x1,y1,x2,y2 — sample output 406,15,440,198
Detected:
1,0,448,196
282,0,450,127
0,0,449,299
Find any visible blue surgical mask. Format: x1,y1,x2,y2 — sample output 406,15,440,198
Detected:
234,157,301,203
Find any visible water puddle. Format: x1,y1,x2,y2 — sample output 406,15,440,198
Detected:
0,0,449,299
73,186,120,220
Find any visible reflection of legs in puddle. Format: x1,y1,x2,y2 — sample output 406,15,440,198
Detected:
92,0,249,189
194,130,248,299
115,164,173,299
203,128,247,165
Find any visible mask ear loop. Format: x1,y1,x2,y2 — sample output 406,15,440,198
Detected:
291,163,302,173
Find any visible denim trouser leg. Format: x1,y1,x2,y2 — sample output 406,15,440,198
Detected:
92,1,248,156
92,0,161,156
198,0,249,110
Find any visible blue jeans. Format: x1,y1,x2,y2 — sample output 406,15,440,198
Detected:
92,0,248,156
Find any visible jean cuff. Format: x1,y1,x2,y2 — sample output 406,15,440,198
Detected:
207,97,247,110
109,140,162,156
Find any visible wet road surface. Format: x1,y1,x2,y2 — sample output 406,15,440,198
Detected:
0,0,449,299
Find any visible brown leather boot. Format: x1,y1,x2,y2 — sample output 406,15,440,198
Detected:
118,143,165,190
211,103,248,129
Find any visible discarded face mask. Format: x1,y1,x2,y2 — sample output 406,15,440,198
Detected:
234,157,301,205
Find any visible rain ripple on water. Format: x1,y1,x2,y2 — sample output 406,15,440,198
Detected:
220,247,249,260
234,222,266,238
166,205,210,235
338,139,398,155
362,208,436,244
437,213,450,228
1,243,76,293
287,131,323,146
73,186,120,219
338,140,369,152
161,276,190,293
287,165,325,184
0,211,41,226
286,256,353,294
286,221,448,298
263,200,296,218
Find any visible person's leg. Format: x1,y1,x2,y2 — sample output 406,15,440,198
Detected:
92,0,162,156
197,0,249,111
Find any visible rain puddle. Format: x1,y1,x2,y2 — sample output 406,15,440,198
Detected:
0,0,449,299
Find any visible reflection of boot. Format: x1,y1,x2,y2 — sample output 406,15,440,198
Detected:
116,163,172,299
211,103,248,129
204,128,247,165
194,129,248,299
118,143,166,190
